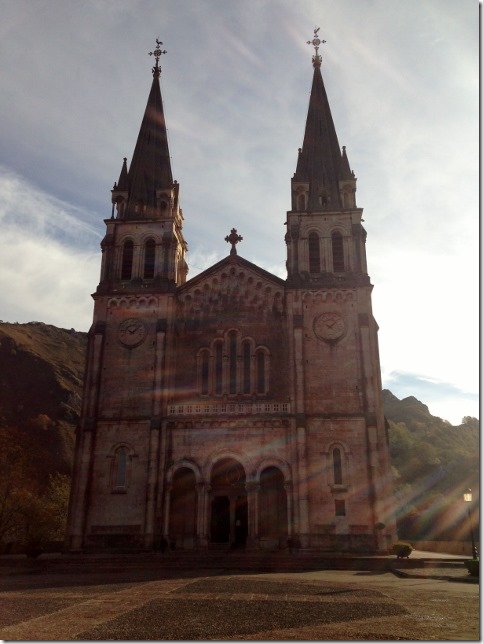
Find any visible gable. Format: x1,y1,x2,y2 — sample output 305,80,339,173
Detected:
177,255,285,322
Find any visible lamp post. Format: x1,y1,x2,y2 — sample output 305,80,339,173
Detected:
463,489,478,560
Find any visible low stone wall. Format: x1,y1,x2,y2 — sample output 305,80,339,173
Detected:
410,540,479,556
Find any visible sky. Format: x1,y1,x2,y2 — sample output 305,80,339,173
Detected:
0,0,479,425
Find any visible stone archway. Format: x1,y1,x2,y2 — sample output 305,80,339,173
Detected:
258,466,288,548
169,467,197,549
209,458,247,547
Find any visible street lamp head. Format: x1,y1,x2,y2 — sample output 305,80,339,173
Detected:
464,489,473,503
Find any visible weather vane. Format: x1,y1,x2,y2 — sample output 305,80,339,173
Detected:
225,228,243,255
307,27,326,67
149,38,167,76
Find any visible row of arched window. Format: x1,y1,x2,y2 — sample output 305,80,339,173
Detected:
121,239,156,281
308,231,345,273
197,331,270,397
295,188,354,211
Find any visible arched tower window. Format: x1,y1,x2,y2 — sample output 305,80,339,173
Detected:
256,351,265,393
143,239,156,279
308,232,320,273
121,240,134,280
332,232,345,272
229,331,237,395
200,350,210,396
242,340,251,394
112,445,129,490
298,193,306,211
333,447,343,485
214,341,223,396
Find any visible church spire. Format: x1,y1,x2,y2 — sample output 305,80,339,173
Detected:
116,39,175,220
292,28,354,212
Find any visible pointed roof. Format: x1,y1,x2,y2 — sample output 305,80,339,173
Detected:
116,157,129,191
293,55,352,210
340,146,353,180
123,60,173,218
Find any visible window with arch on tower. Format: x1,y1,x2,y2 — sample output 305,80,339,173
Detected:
331,232,345,272
121,240,134,280
333,447,343,485
200,349,210,396
256,349,268,394
242,340,251,394
228,331,237,395
214,341,223,396
308,232,321,273
330,445,349,491
111,445,130,492
143,239,156,279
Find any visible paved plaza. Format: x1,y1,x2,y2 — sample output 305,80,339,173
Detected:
0,552,479,640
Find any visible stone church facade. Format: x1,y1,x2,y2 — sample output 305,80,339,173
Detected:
66,36,396,553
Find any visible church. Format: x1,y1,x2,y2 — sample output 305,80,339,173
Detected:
66,33,396,553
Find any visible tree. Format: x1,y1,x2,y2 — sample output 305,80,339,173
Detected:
0,427,35,548
0,426,71,555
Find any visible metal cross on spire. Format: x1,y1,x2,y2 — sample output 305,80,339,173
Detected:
225,228,243,255
149,38,167,77
307,27,326,68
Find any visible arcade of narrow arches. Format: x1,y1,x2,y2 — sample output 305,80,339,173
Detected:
166,457,290,550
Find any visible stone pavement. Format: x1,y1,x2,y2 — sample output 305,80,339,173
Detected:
0,551,478,640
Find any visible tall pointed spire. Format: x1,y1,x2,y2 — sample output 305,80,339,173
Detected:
293,28,354,211
121,39,174,220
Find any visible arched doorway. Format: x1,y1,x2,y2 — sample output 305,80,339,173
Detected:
259,466,288,548
169,467,197,549
210,458,247,547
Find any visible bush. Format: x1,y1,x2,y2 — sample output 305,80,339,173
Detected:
464,559,479,577
393,541,413,559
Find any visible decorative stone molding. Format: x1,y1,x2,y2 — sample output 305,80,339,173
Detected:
107,295,159,309
168,401,291,416
302,290,355,303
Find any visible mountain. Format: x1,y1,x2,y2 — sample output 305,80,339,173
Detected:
0,322,87,482
0,322,478,542
383,389,479,540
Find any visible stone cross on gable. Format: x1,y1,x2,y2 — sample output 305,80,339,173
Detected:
225,228,243,255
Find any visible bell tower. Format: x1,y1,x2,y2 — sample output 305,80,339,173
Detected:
286,31,366,284
285,29,395,549
99,39,187,292
67,41,187,552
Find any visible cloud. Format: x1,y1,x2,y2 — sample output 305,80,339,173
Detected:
0,167,100,330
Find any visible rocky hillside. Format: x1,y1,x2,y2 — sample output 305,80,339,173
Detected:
0,322,87,482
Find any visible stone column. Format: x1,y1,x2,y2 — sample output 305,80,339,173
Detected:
205,486,212,544
196,482,208,547
297,425,310,546
67,430,93,551
284,481,293,537
66,327,104,551
246,482,260,548
143,423,160,549
163,482,172,538
144,322,166,549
